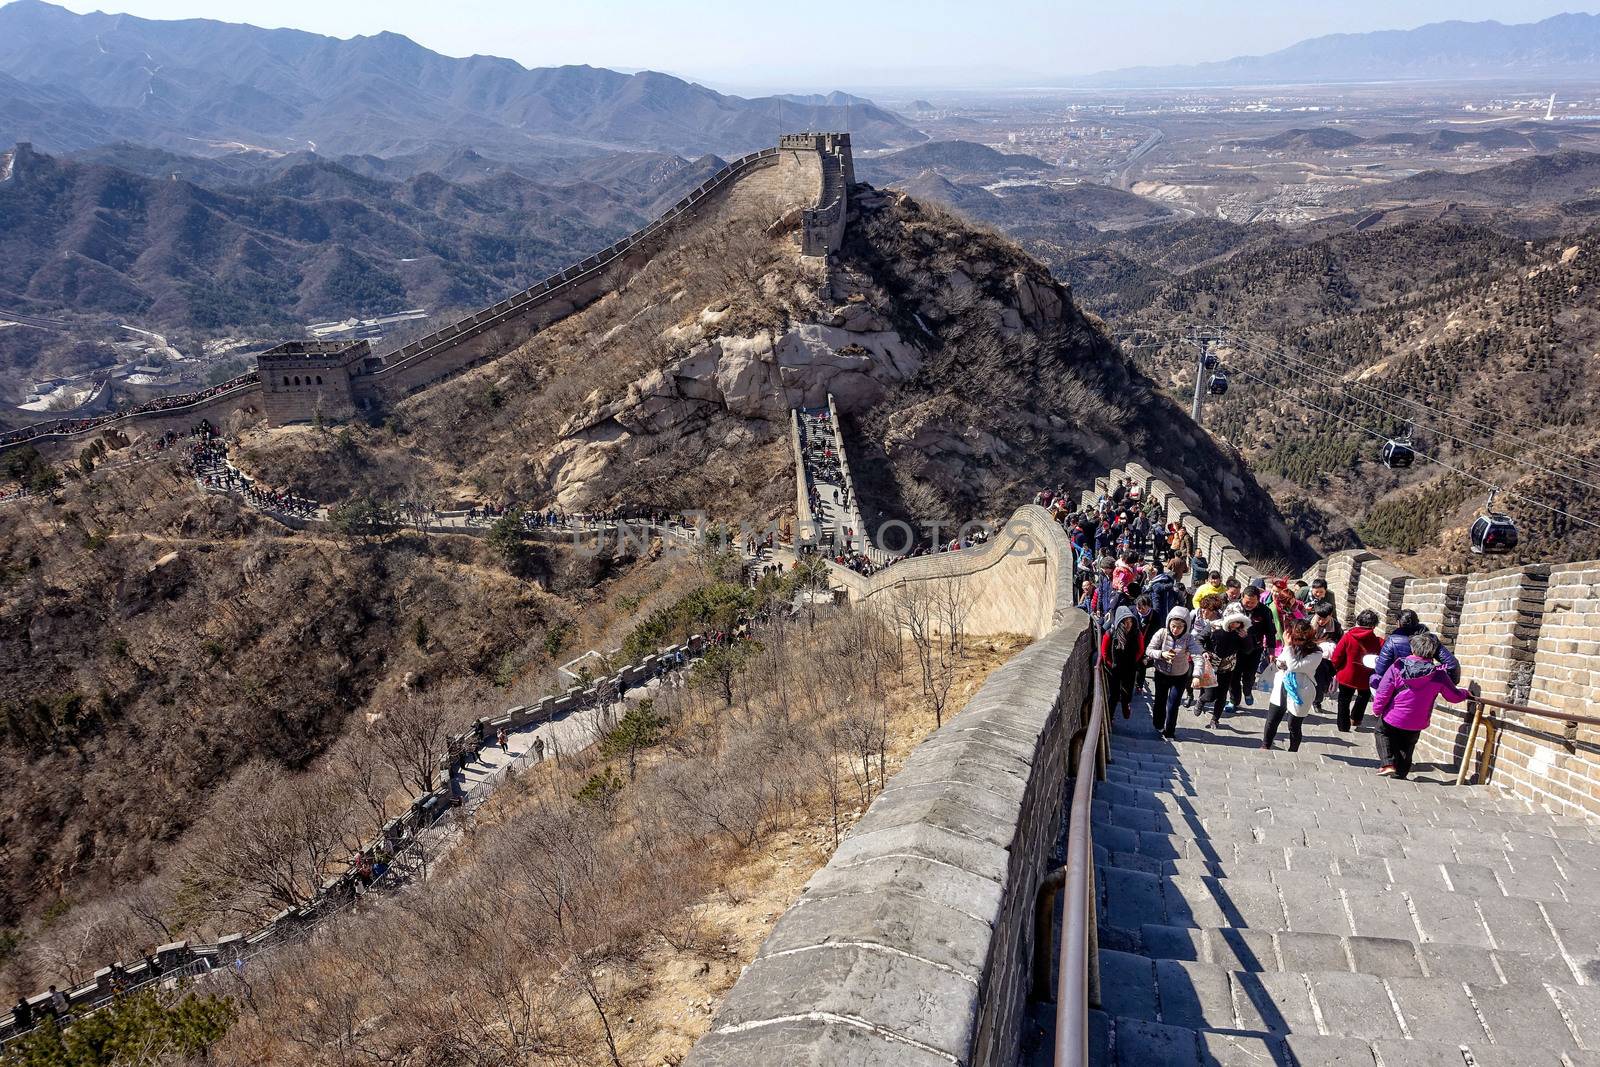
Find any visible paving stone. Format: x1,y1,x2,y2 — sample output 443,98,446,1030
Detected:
1469,982,1578,1052
1344,884,1420,941
1387,977,1490,1045
707,944,978,1059
1462,1046,1568,1066
1232,969,1319,1034
1412,893,1492,948
1346,936,1422,978
1104,866,1168,933
1548,984,1600,1050
689,1015,956,1066
1207,876,1288,930
1212,926,1279,972
1276,931,1350,973
1273,883,1350,934
1503,830,1565,856
1310,971,1403,1041
1491,949,1576,986
1476,895,1562,957
1163,876,1226,929
1197,1031,1285,1066
1142,924,1208,962
1367,1040,1469,1066
1113,1017,1201,1067
1156,959,1235,1030
1417,943,1501,984
1100,949,1159,1024
1283,1034,1376,1065
1543,902,1600,958
1387,858,1450,892
1440,862,1502,897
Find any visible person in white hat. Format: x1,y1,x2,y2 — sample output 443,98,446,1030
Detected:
1204,607,1252,728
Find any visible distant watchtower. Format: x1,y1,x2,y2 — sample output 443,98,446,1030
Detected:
258,340,373,425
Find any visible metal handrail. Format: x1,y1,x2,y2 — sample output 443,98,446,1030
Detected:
1030,614,1109,1064
1056,656,1108,1064
1453,685,1599,786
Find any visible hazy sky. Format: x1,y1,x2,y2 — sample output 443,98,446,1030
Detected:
49,0,1597,91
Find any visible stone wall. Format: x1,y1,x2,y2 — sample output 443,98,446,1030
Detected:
1309,550,1600,821
689,502,1082,1066
0,619,714,1041
688,615,1095,1067
0,377,265,458
1101,463,1264,588
789,410,818,547
827,504,1074,640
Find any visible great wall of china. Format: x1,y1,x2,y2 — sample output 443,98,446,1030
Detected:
5,128,1600,1064
0,133,854,455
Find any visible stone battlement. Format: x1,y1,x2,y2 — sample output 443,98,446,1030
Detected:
0,134,856,447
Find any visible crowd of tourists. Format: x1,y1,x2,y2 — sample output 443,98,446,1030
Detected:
1080,480,1467,780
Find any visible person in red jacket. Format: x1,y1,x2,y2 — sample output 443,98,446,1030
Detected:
1330,609,1384,732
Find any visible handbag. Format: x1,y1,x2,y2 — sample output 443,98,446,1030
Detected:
1192,652,1217,690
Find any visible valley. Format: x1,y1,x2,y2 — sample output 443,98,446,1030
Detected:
2,3,1600,1065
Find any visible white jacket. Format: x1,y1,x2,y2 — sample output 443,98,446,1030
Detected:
1269,646,1324,717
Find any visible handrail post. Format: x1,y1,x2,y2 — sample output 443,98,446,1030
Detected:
1031,868,1065,1001
1456,688,1484,786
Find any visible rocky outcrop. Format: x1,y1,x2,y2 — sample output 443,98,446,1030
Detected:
546,302,926,506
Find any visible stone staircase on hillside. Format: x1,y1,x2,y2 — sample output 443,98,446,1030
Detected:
1026,694,1600,1066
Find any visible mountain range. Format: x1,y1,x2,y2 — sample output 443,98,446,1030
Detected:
0,142,719,334
1082,12,1600,87
0,0,922,159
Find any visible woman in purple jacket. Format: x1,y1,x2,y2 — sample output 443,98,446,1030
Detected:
1370,632,1470,780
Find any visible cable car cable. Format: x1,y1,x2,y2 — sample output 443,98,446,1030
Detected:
1227,365,1600,532
1227,338,1600,496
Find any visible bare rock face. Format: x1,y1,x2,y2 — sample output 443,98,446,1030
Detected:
545,310,926,505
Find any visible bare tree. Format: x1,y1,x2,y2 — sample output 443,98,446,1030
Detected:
370,681,475,796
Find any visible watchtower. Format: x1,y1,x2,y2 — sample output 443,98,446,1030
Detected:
258,340,373,425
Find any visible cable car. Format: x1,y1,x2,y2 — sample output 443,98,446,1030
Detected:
1207,371,1229,396
1201,351,1220,370
1470,513,1518,555
1469,492,1517,555
1380,438,1415,469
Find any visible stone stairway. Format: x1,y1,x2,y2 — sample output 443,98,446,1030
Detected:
1028,689,1600,1066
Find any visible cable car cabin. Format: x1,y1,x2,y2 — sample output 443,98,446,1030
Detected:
1207,372,1229,396
1202,352,1220,370
1469,513,1518,555
1381,440,1415,469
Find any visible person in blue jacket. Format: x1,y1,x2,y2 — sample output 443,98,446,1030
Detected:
1371,609,1460,686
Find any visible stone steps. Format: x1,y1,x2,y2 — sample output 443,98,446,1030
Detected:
1021,690,1600,1066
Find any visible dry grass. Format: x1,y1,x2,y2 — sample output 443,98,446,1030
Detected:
204,606,1026,1066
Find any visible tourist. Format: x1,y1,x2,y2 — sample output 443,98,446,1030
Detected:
1238,585,1274,706
1133,593,1156,692
1077,579,1095,613
1146,607,1202,740
1371,632,1470,779
48,985,67,1021
1310,600,1342,712
1099,606,1144,721
1189,551,1210,589
1203,607,1250,727
1371,609,1460,685
1192,569,1226,609
1330,609,1384,731
11,997,32,1033
1146,560,1182,624
1262,619,1324,752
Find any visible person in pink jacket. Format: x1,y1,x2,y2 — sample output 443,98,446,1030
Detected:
1370,632,1470,780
